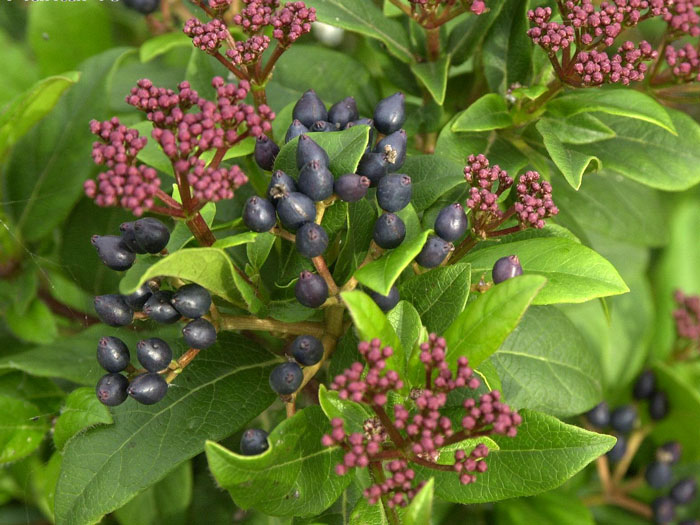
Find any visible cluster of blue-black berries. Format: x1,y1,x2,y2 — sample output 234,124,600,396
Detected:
91,218,217,407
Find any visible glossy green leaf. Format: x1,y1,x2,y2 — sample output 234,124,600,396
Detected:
464,238,628,304
350,497,389,524
403,478,434,525
401,155,465,212
0,395,48,465
536,114,616,145
492,306,602,417
387,301,423,361
140,32,192,62
334,200,376,285
53,387,113,451
537,118,600,189
410,56,450,105
452,94,513,132
54,335,280,525
448,3,506,64
247,232,276,270
0,372,64,414
212,232,259,249
354,229,431,295
318,385,374,436
206,405,350,517
5,298,57,344
398,263,471,334
444,275,546,368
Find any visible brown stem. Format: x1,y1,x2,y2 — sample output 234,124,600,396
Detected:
271,226,296,242
252,88,268,107
612,426,651,485
208,147,228,170
488,225,523,237
297,305,345,391
156,188,183,209
212,52,249,81
408,455,456,472
286,399,296,418
37,289,99,327
218,315,326,338
312,256,339,297
190,0,216,18
150,205,186,218
260,43,288,81
186,212,217,246
596,455,613,495
607,494,652,519
165,348,201,383
450,235,478,263
372,404,406,449
340,241,383,292
426,27,441,61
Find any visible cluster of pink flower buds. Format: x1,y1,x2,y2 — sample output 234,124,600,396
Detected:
573,40,657,86
665,43,700,81
514,171,559,229
673,290,700,341
226,35,271,65
272,1,317,45
183,18,231,54
464,154,513,219
407,0,487,15
663,0,700,37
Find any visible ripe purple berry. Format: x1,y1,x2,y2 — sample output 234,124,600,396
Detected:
123,0,160,14
143,290,181,324
291,335,324,366
298,159,334,201
297,135,330,170
649,391,669,420
91,235,135,271
373,213,406,249
240,428,269,455
119,221,147,254
243,196,277,232
633,369,656,400
296,222,329,258
374,129,407,172
267,170,297,203
586,401,610,428
645,461,673,489
357,151,388,186
286,119,309,144
97,336,131,373
124,282,155,310
293,89,328,128
346,118,375,151
254,135,280,171
657,441,682,464
276,192,316,231
172,283,212,319
377,174,412,212
610,405,637,433
295,271,329,308
670,477,697,504
492,256,523,284
434,204,468,242
328,97,359,128
369,286,400,312
311,120,335,133
334,174,370,202
96,373,129,406
137,338,173,373
373,92,405,135
133,217,170,254
127,373,168,405
182,318,217,349
269,361,304,395
416,235,453,268
651,496,675,525
94,294,133,327
607,434,627,461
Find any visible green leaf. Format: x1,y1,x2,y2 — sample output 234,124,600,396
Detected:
247,232,277,270
448,3,506,64
0,372,64,414
387,301,423,360
212,231,259,249
452,94,513,132
140,32,192,62
399,263,471,334
318,384,374,434
0,395,48,465
491,306,602,417
350,497,389,524
537,119,600,189
0,73,79,161
333,200,376,285
54,335,279,525
410,56,450,105
547,88,676,134
444,275,546,369
206,405,351,517
403,478,434,525
423,410,615,503
304,0,413,63
132,121,174,176
354,229,432,295
536,114,616,145
119,247,260,311
5,298,58,344
494,489,595,525
464,238,629,304
341,291,403,374
401,155,465,212
274,126,370,178
53,387,113,451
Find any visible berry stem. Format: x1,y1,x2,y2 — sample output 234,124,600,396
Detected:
312,256,339,297
165,348,201,383
368,462,401,525
606,493,652,519
611,426,651,485
298,305,345,388
218,315,326,338
595,454,613,495
156,189,183,210
271,226,296,242
450,236,478,262
286,399,296,418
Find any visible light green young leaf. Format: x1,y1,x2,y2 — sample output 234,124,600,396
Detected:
140,32,192,62
0,395,48,465
537,114,616,145
537,118,600,189
452,94,513,132
53,387,113,451
213,232,259,249
350,497,389,525
410,56,451,105
5,298,58,344
318,385,374,434
387,301,423,361
402,478,434,525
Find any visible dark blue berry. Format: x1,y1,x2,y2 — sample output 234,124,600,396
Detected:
286,119,309,144
127,373,168,405
243,196,277,232
91,235,135,271
346,118,375,152
292,90,328,128
295,271,328,308
172,283,211,319
357,151,388,186
416,235,453,268
96,373,129,406
328,97,359,128
298,159,334,201
291,335,324,366
269,361,304,395
267,170,297,203
373,92,405,135
182,318,217,349
143,290,181,324
657,441,682,464
633,369,656,400
334,174,370,202
646,461,673,489
607,434,627,461
119,221,147,254
369,287,400,312
610,405,637,433
649,391,669,420
374,129,407,172
671,478,697,504
123,0,159,14
373,213,406,249
296,222,329,258
377,174,412,212
124,283,155,310
94,294,133,327
434,204,468,242
137,338,173,373
651,496,675,525
586,401,610,428
254,135,280,171
296,135,329,170
276,192,316,231
492,255,523,284
311,120,335,133
240,428,269,455
133,217,170,254
97,336,131,373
